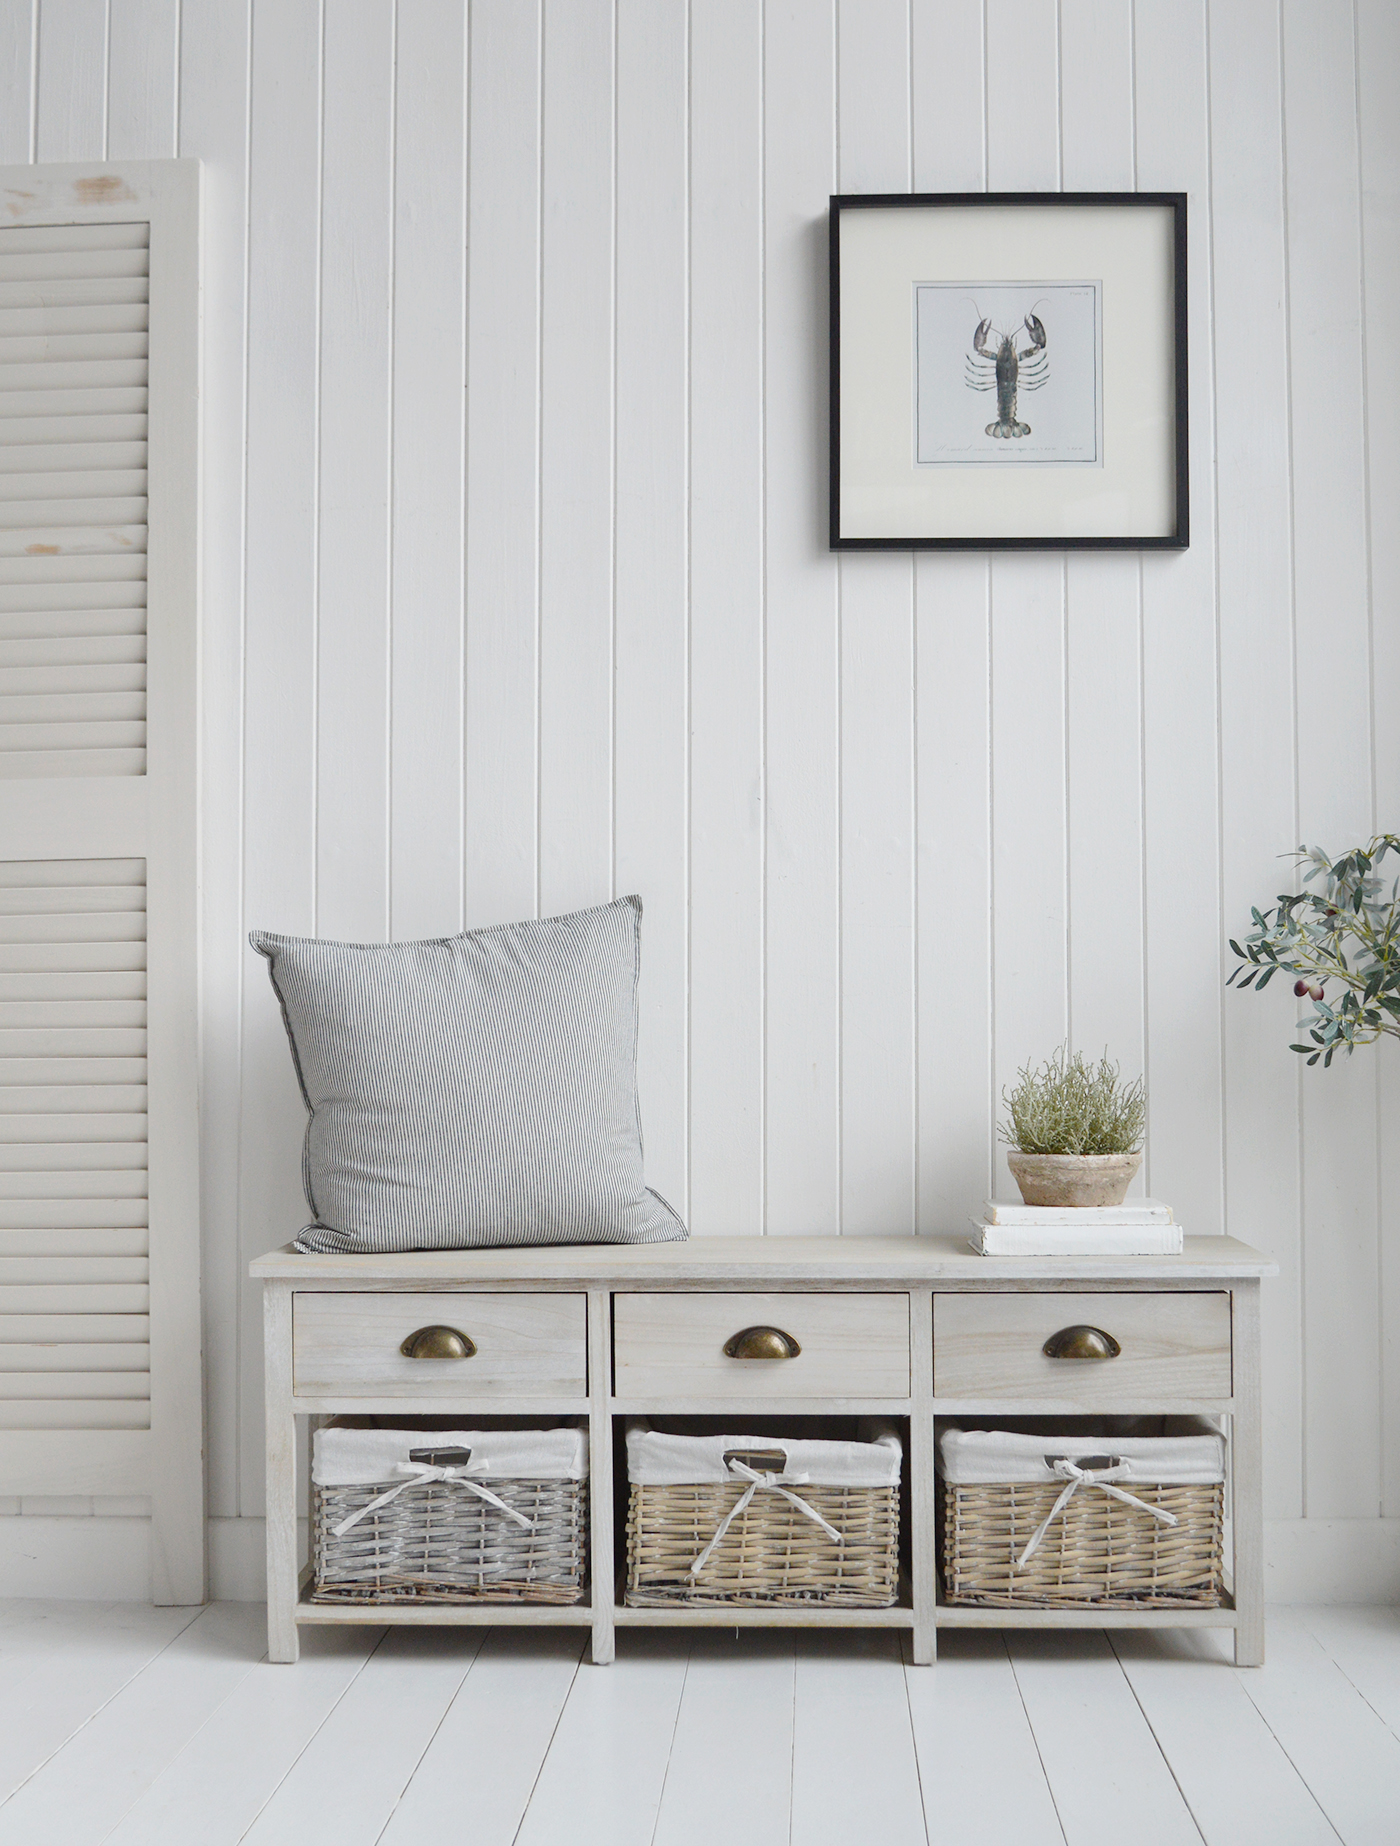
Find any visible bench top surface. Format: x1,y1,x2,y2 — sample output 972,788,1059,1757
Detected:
251,1233,1277,1283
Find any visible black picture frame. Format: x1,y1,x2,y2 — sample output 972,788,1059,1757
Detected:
829,191,1189,551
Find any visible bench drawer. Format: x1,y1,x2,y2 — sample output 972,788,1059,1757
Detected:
612,1292,910,1400
292,1292,587,1398
933,1292,1231,1404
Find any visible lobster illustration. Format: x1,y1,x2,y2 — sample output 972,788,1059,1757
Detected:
964,310,1048,438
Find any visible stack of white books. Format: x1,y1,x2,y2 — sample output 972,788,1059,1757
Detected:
969,1197,1183,1256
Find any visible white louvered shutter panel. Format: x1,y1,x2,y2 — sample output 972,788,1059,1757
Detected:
0,166,201,1603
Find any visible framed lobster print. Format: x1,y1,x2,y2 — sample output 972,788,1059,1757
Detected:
829,193,1188,549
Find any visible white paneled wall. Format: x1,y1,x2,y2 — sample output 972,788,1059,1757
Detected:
0,0,1395,1588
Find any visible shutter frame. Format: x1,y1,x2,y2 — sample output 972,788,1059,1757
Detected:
0,162,202,1604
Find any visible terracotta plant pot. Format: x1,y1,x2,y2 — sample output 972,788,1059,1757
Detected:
1006,1150,1142,1208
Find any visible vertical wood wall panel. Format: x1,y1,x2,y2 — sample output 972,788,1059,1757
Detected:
1134,3,1225,1242
1058,3,1144,1130
464,0,541,930
911,2,993,1232
1357,0,1400,1521
688,0,764,1235
1282,0,1381,1521
35,0,105,162
236,0,324,1518
106,0,177,159
178,0,250,1525
0,3,35,163
836,3,917,1236
984,3,1069,1180
1208,0,1303,1521
5,0,1396,1557
389,0,467,944
910,0,982,183
315,2,393,944
613,0,689,1219
537,0,613,923
762,0,839,1235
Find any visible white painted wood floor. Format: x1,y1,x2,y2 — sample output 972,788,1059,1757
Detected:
1,1602,1397,1844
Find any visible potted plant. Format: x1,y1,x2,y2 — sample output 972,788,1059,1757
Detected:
1227,836,1399,1065
998,1046,1146,1207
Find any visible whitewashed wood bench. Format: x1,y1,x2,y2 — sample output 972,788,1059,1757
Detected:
252,1234,1276,1666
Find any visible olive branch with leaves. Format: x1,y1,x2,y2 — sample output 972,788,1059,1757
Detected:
1227,835,1400,1066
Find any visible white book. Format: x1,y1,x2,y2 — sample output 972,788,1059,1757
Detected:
981,1196,1174,1226
969,1219,1184,1256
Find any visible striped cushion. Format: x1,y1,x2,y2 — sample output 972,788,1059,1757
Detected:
250,896,686,1252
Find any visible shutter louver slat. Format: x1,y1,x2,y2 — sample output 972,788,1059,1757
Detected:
0,856,147,1429
0,1340,148,1366
0,221,147,773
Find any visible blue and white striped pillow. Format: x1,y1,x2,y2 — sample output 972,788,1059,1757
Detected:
250,896,686,1253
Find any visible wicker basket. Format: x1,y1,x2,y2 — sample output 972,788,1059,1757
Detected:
939,1423,1224,1609
625,1427,901,1608
311,1425,587,1606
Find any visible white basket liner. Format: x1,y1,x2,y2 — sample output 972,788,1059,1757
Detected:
313,1426,587,1487
626,1424,902,1488
938,1426,1224,1487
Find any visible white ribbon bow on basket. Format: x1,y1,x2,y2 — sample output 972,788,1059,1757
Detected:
1014,1455,1178,1571
688,1458,844,1580
329,1462,535,1540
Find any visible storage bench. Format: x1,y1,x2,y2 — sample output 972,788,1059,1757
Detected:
252,1234,1275,1666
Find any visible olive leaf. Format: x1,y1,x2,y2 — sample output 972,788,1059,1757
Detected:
1227,835,1400,1065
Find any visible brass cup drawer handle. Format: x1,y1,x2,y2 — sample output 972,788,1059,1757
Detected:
723,1325,801,1361
399,1325,477,1360
1042,1324,1121,1361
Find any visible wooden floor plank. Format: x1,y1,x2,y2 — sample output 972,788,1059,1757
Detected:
1110,1630,1338,1846
1287,1603,1400,1741
102,1626,384,1846
1229,1609,1400,1844
904,1631,1066,1843
513,1632,692,1846
377,1627,586,1846
1007,1631,1205,1846
238,1625,487,1846
652,1631,795,1846
789,1631,928,1846
0,1602,208,1813
0,1602,264,1846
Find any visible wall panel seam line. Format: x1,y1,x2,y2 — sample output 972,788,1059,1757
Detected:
683,0,693,1224
534,0,544,923
1061,553,1071,1051
386,0,399,939
1136,550,1148,1199
910,551,918,1233
101,0,111,161
906,0,915,1236
758,0,768,1235
905,0,913,189
311,0,326,938
985,557,995,1197
1350,0,1385,1520
980,0,988,186
1054,0,1063,189
1128,0,1138,189
609,0,618,905
1201,0,1228,1242
458,0,468,936
171,0,183,159
460,0,473,929
1349,0,1378,834
26,0,36,164
1276,0,1306,1519
231,0,256,1521
834,4,843,1235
